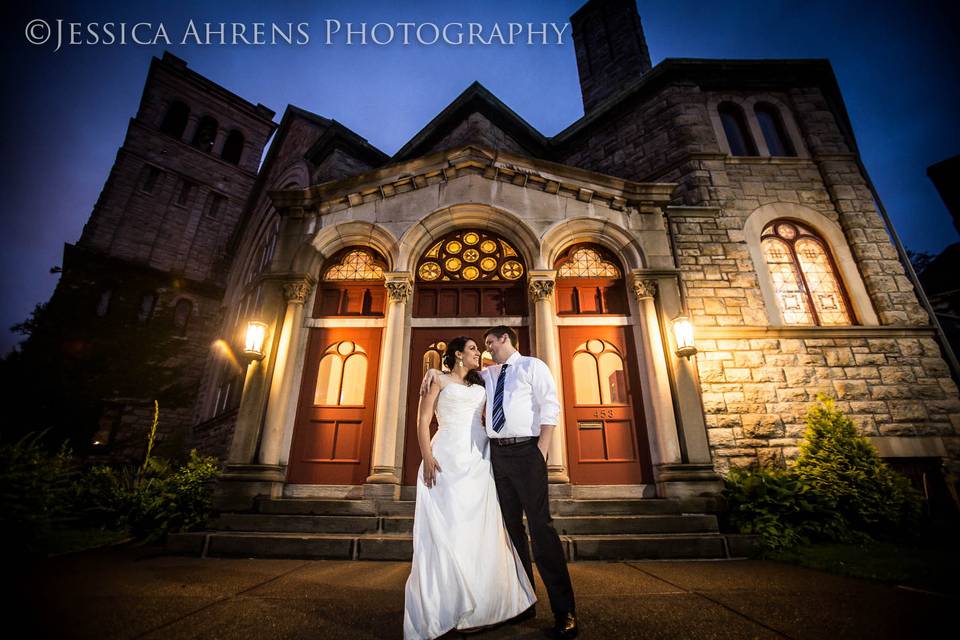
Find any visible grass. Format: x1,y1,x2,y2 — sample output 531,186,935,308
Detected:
767,523,960,596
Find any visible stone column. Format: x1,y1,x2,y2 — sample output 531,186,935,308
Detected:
364,272,413,499
258,276,314,466
629,275,683,467
648,274,723,498
529,271,569,484
218,279,288,511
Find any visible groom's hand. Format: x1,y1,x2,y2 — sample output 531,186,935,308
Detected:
420,368,442,397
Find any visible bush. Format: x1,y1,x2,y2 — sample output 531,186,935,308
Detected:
2,402,222,553
0,431,78,552
723,398,925,551
793,399,923,541
124,450,221,542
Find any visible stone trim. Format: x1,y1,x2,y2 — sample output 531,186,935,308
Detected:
304,318,386,328
270,145,675,217
697,325,937,339
384,272,414,303
631,277,658,301
409,317,529,328
664,206,722,219
867,436,948,459
555,316,632,327
529,279,555,302
282,278,312,304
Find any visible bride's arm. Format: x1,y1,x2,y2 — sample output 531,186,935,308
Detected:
418,376,443,487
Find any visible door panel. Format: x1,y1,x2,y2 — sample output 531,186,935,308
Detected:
402,326,529,484
559,326,651,484
287,328,382,484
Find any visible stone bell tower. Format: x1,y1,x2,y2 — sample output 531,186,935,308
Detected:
570,0,653,113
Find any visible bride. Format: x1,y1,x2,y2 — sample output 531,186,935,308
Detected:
403,336,537,640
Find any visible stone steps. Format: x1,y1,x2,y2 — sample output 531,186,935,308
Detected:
167,531,740,561
166,496,754,561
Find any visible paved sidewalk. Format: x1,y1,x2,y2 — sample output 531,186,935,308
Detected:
19,545,952,639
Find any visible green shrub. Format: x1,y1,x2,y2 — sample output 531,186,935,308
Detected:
793,399,923,541
125,451,221,542
723,398,925,551
0,431,79,552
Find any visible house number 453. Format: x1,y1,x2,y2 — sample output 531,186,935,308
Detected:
592,409,614,419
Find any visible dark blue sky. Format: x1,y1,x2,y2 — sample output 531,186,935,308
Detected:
2,0,958,354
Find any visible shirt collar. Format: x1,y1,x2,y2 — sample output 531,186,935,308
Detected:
504,351,522,366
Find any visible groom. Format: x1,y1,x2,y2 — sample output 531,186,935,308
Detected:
423,325,578,639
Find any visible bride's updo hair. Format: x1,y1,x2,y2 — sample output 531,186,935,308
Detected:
442,336,484,386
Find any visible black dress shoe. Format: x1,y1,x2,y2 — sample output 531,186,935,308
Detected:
544,612,578,639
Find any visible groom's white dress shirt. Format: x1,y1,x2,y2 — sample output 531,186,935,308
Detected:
481,350,560,439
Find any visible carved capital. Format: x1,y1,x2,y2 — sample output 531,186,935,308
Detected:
385,280,413,303
529,279,555,302
282,279,312,304
631,278,657,301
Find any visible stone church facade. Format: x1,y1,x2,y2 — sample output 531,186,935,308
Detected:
60,0,959,508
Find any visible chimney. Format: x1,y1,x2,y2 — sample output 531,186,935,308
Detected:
570,0,653,113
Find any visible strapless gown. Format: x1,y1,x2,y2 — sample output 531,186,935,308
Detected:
403,382,536,640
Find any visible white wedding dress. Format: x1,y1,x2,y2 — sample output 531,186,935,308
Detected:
403,382,537,640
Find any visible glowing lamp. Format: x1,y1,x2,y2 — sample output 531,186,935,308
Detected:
244,321,268,360
672,316,697,359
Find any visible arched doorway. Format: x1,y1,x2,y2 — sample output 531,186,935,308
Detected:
402,229,530,485
554,244,652,484
287,247,387,485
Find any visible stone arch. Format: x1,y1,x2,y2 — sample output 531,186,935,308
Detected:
540,217,646,273
744,202,878,326
397,203,540,272
291,220,399,277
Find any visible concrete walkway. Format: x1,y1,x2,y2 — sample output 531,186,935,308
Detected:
19,544,952,639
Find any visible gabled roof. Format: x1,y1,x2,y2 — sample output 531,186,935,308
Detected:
305,120,390,167
392,81,550,161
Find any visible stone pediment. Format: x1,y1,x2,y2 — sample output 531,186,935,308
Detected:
391,82,549,161
268,145,675,217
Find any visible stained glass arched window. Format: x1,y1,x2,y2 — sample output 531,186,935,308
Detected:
554,244,628,315
315,248,387,317
416,230,524,283
324,249,385,281
761,220,852,326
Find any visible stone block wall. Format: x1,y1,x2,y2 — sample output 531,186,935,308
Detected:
698,335,960,471
560,72,960,470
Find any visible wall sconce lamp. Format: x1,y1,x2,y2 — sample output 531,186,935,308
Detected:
244,321,268,360
672,316,698,359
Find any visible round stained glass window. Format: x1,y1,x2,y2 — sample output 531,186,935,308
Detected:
480,240,497,253
446,240,462,254
419,262,441,280
776,223,797,240
463,232,479,245
445,257,462,272
480,257,497,271
501,260,523,280
337,341,355,356
463,249,479,262
462,266,480,280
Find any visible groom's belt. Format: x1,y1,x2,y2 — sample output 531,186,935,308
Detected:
490,436,535,446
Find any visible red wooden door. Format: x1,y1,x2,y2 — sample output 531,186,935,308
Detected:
401,327,529,484
558,326,652,484
287,327,382,485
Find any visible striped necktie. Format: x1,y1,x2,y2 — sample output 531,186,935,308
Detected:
492,363,509,433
